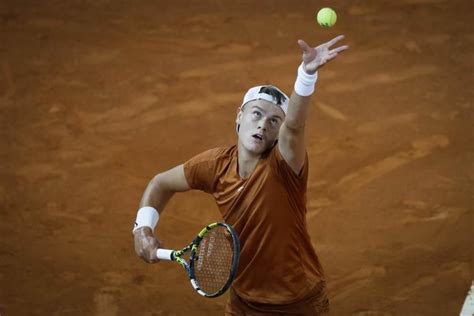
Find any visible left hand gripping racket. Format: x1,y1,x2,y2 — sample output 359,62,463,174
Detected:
156,222,240,298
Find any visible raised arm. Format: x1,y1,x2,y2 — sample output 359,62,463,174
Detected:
133,164,190,263
278,35,348,174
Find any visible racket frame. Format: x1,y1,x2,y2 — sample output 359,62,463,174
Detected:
156,222,240,298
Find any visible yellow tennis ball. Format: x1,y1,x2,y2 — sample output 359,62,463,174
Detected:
317,8,337,28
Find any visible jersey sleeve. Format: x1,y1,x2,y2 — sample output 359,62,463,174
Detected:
183,148,224,194
269,145,309,192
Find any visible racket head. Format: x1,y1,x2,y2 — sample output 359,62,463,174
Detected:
188,222,240,298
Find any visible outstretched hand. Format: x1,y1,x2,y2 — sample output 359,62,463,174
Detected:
298,35,348,74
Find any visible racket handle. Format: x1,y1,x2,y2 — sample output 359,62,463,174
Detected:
156,248,174,260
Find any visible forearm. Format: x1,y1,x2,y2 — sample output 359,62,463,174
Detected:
133,176,172,261
285,34,348,129
285,65,318,130
133,165,189,234
139,174,176,215
285,92,312,130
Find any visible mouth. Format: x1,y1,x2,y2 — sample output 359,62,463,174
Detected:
252,133,263,141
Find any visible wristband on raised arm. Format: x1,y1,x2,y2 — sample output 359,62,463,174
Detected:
294,63,318,97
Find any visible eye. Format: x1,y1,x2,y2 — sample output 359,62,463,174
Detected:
270,118,279,125
252,110,262,118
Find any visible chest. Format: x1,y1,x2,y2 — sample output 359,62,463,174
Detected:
213,160,293,223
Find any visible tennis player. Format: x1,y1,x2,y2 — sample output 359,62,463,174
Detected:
133,35,348,315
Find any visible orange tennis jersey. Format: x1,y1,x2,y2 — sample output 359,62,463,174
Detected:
183,145,325,304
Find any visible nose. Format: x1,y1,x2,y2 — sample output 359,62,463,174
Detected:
257,118,269,131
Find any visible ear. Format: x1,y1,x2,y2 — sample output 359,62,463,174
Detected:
235,108,242,125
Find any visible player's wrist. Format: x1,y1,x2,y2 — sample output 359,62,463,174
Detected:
294,63,318,96
133,206,159,233
133,226,153,236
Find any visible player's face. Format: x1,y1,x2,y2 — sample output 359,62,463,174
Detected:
236,100,285,155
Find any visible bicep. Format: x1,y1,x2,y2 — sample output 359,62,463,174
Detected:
155,164,191,192
278,123,306,175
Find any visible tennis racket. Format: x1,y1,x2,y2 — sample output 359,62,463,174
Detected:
156,222,240,298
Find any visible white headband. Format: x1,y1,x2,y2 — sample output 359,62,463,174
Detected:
241,85,289,115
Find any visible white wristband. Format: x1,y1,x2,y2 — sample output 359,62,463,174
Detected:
294,63,318,97
133,206,159,233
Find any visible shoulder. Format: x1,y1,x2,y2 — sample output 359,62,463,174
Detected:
183,145,236,193
184,145,236,171
206,146,235,159
187,145,235,164
265,144,309,182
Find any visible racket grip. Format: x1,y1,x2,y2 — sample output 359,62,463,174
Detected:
156,248,173,260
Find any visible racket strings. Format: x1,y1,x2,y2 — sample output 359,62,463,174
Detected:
194,226,235,294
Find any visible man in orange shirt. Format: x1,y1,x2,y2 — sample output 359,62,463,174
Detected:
133,35,348,315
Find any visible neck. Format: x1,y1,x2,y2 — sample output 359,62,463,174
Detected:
237,143,260,179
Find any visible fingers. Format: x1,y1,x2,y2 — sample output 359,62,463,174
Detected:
329,45,349,55
325,54,339,63
326,34,345,47
319,51,343,66
326,51,342,62
142,250,159,263
134,231,161,263
142,239,160,263
297,39,312,52
325,44,349,63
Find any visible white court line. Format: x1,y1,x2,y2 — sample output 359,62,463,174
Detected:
460,280,474,316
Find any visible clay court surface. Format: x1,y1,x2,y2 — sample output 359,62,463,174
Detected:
0,0,472,315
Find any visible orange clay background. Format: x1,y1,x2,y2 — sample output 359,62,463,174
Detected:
0,0,472,315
